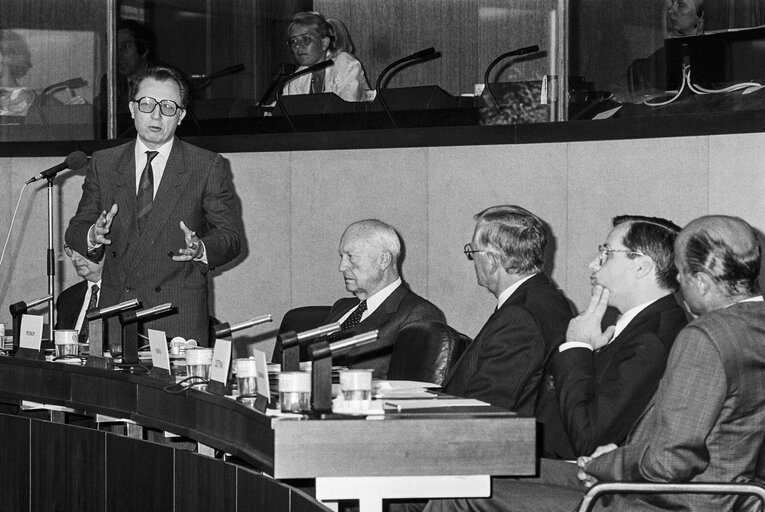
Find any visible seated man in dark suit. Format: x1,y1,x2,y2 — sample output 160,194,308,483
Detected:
55,244,104,343
323,219,445,379
539,215,687,459
441,205,573,415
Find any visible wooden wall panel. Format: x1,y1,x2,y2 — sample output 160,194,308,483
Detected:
237,469,292,512
106,434,175,511
175,451,238,512
31,421,106,512
316,0,554,95
0,414,30,512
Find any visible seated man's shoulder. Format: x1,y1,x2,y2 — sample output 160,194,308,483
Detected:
398,287,445,320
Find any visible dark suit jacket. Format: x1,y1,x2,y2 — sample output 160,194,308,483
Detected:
65,138,243,346
587,300,765,512
543,293,687,459
55,281,89,330
442,273,573,415
324,283,445,379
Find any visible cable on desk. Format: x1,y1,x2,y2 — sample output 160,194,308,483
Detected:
163,375,209,394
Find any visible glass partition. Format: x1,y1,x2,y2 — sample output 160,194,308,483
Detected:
2,0,764,143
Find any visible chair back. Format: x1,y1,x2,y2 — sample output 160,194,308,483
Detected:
387,321,469,385
272,305,331,363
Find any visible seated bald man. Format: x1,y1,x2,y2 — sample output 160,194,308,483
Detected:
322,219,445,379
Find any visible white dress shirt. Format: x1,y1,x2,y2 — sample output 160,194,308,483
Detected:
336,278,403,324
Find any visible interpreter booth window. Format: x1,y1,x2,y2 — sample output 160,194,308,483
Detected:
0,1,106,142
568,0,765,121
128,0,562,137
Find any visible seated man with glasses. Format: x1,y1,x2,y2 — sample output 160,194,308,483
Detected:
426,215,689,512
283,11,370,102
441,205,573,414
55,244,104,344
65,65,244,347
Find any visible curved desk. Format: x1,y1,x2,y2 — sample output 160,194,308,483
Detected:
0,356,535,511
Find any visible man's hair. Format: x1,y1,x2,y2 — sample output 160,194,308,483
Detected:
473,205,546,274
677,215,761,296
613,215,681,291
129,65,189,107
345,219,402,265
118,19,155,60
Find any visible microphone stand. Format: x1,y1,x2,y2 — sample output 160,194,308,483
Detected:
45,175,56,342
374,48,438,129
278,321,342,372
483,45,540,114
275,59,334,132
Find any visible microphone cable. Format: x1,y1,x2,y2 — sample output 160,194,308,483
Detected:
0,182,29,269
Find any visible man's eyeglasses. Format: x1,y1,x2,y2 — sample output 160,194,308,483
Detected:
464,243,489,261
132,96,183,117
597,244,646,266
287,34,319,49
63,244,73,257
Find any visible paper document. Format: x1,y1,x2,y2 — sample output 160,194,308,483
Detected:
383,398,489,411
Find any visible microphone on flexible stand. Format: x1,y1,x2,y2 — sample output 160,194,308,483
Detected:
254,63,296,115
278,321,342,372
191,64,245,92
275,59,335,131
483,45,540,114
25,151,89,185
374,47,438,128
118,303,174,366
9,294,53,350
213,314,273,339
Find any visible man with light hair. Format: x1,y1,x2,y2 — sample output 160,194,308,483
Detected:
322,219,445,378
442,205,573,413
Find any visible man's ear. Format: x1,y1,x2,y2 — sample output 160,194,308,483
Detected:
379,250,392,270
634,255,655,280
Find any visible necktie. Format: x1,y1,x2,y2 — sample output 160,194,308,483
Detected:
78,283,99,343
327,300,367,341
137,150,158,232
310,70,325,94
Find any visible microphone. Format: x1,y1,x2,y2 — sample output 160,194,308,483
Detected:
483,45,540,113
9,294,53,316
255,63,296,112
275,59,335,131
26,151,88,185
213,314,273,338
85,299,140,321
309,329,379,360
374,47,439,128
120,302,173,324
42,77,87,96
191,64,246,91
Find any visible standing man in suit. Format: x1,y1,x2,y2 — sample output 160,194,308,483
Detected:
441,205,573,415
55,244,104,343
578,215,765,512
66,65,243,347
541,215,687,459
322,219,445,379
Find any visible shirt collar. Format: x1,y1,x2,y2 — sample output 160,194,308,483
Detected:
135,136,174,162
365,278,402,315
497,273,537,309
612,295,666,340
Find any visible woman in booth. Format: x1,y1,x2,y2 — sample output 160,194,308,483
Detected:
282,11,370,102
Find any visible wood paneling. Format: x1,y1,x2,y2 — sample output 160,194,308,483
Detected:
106,434,175,512
176,451,238,512
0,414,30,511
316,0,554,95
31,421,106,512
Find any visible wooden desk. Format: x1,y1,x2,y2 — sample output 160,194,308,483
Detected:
0,356,535,510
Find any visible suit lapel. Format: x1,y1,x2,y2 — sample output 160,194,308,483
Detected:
442,273,549,386
355,284,409,332
113,142,139,243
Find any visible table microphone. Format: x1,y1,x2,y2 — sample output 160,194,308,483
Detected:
213,314,272,338
275,59,335,131
483,45,540,113
375,47,438,128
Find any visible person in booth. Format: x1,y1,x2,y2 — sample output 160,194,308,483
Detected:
282,11,370,102
441,205,573,414
66,65,243,347
55,244,105,343
320,219,445,379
